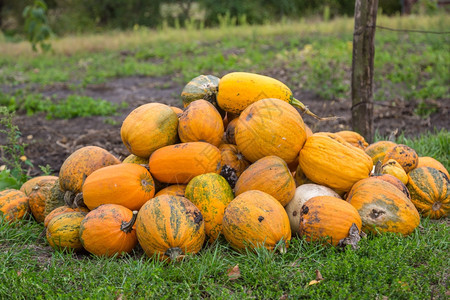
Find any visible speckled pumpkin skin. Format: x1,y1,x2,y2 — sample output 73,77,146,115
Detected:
79,204,138,257
181,75,220,108
155,185,187,197
178,100,224,147
225,118,238,145
222,190,291,252
59,146,121,194
417,157,449,178
0,189,29,223
381,159,409,185
185,173,234,242
234,155,296,206
20,175,58,196
122,154,148,165
120,103,179,158
235,98,307,164
28,177,64,223
82,163,155,211
219,144,250,183
382,144,418,173
148,142,222,184
299,196,362,246
371,173,411,199
365,141,397,165
44,205,90,228
135,195,205,261
46,211,87,251
407,167,449,219
335,130,369,150
347,177,420,235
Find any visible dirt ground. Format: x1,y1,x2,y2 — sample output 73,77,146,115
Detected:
2,75,449,177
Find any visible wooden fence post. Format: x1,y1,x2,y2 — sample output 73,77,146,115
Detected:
351,0,378,143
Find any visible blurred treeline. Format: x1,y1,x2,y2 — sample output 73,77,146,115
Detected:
0,0,429,37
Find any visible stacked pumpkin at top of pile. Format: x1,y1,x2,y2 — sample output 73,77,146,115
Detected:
1,72,449,260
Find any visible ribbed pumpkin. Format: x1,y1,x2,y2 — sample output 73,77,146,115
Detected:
347,177,420,235
299,196,362,246
407,167,449,219
219,144,250,188
79,204,138,257
381,159,408,184
285,184,341,235
235,98,307,164
304,123,313,138
20,175,58,196
46,211,87,251
222,190,291,252
235,156,296,206
136,195,205,261
28,177,65,223
371,172,411,200
299,133,373,192
178,100,224,147
148,142,222,184
120,103,179,158
181,74,220,110
59,146,121,205
82,163,155,211
185,173,234,242
417,157,449,178
382,144,418,173
0,189,29,223
122,154,148,165
225,118,238,145
44,205,90,228
365,141,397,165
335,130,369,150
155,185,187,197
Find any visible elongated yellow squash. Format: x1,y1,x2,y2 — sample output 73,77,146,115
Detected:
216,72,334,120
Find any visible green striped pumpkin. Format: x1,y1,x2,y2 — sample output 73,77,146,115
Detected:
407,166,449,219
46,211,87,251
0,189,29,223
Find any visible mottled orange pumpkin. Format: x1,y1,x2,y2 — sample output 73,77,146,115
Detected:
46,211,87,251
0,189,29,223
20,175,58,196
299,196,362,246
178,100,224,147
59,146,121,197
155,185,187,197
148,142,222,184
222,190,291,252
44,205,90,228
382,144,419,173
381,159,408,184
299,133,373,192
235,98,307,164
185,173,234,242
136,195,205,261
235,156,296,206
371,172,411,199
219,144,250,187
170,106,183,116
365,140,397,165
335,130,369,150
407,167,449,219
347,177,420,235
225,118,238,145
79,204,138,257
82,163,155,211
417,157,449,178
120,103,179,158
122,154,148,165
28,177,65,223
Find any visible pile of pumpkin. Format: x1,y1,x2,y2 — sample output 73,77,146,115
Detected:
1,72,449,260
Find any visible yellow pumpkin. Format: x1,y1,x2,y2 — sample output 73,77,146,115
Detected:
381,159,409,185
382,144,419,173
335,130,369,150
365,141,397,165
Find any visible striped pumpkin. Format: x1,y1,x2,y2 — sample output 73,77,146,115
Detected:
46,211,87,251
0,189,29,223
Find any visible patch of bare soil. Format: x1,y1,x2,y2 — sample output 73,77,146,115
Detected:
1,75,449,177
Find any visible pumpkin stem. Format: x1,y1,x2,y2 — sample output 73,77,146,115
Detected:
373,161,382,175
164,247,184,261
121,211,138,233
290,97,339,121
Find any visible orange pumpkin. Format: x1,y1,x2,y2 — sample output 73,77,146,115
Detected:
407,167,449,219
79,204,138,257
20,175,58,196
219,144,250,187
347,177,420,235
82,163,155,211
120,103,179,158
178,100,224,147
148,142,222,184
382,144,419,173
365,140,397,165
299,196,362,246
417,157,449,178
46,211,87,251
155,185,187,197
304,123,313,138
44,205,90,228
28,177,65,223
299,133,373,192
185,173,234,242
170,106,183,116
235,98,307,164
335,130,369,150
0,189,29,223
235,156,296,206
136,195,205,261
222,190,291,252
225,118,238,145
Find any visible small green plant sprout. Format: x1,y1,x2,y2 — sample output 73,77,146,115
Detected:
23,0,53,53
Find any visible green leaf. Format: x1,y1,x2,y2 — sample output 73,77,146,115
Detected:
0,169,21,191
